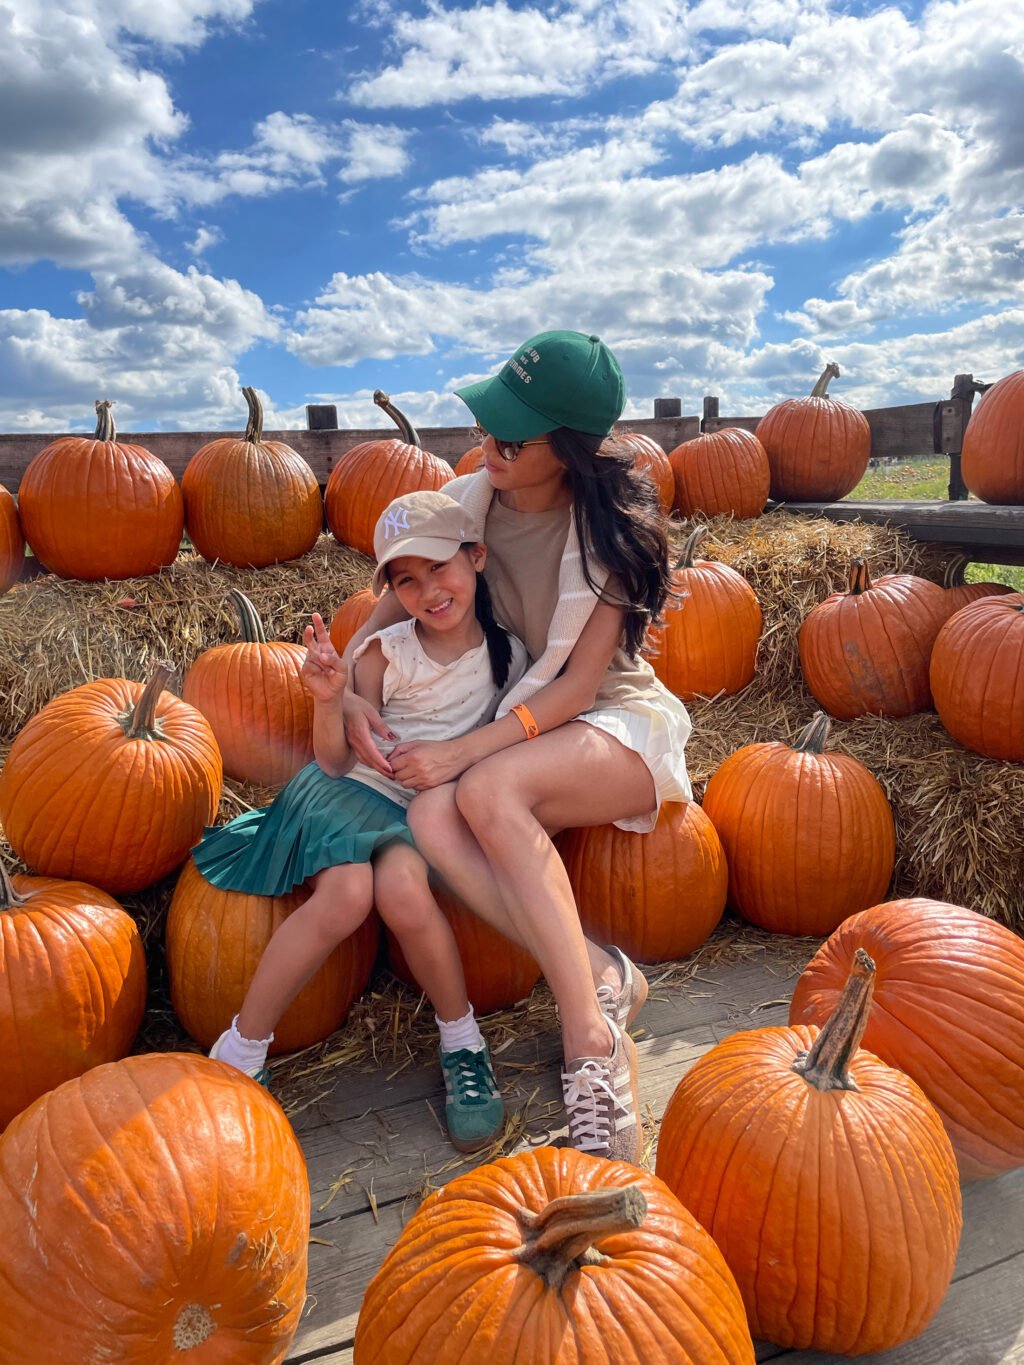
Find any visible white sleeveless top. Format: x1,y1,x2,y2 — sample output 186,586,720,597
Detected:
347,618,528,809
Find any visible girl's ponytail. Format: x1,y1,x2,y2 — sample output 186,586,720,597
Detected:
474,568,513,687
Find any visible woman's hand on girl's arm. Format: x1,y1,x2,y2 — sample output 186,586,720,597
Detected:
388,738,471,791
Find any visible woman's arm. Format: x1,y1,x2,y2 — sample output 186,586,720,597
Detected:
388,599,625,790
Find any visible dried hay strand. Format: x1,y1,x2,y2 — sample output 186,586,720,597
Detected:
0,532,374,740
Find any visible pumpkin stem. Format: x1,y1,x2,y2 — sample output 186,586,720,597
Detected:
0,861,29,911
792,711,832,754
373,390,422,448
848,557,873,595
673,525,707,571
515,1184,647,1289
229,589,268,644
94,399,116,442
810,362,841,399
242,386,265,443
792,947,876,1092
943,554,969,589
121,661,175,740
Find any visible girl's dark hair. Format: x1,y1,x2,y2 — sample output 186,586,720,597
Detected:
471,559,514,687
546,428,672,657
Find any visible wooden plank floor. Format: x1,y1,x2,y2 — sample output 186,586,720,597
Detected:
281,930,1024,1365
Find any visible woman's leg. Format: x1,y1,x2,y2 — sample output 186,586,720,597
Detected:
236,862,374,1041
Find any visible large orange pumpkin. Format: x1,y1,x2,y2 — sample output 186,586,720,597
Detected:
755,362,871,502
960,369,1024,504
355,1146,755,1364
167,857,379,1053
0,1052,310,1362
183,589,314,786
700,712,895,935
453,443,485,476
556,801,727,962
647,527,762,699
0,663,222,894
941,553,1014,616
669,427,770,519
930,591,1024,760
325,391,453,556
656,950,962,1355
182,386,323,568
0,863,146,1131
0,484,23,595
386,882,539,1015
329,584,380,655
799,557,949,718
789,898,1024,1181
619,432,674,514
16,400,183,580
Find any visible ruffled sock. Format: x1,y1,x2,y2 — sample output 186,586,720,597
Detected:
436,1005,484,1053
211,1015,274,1076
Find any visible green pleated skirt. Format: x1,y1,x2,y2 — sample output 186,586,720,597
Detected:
192,762,414,897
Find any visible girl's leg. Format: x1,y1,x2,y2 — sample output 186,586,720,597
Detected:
235,862,374,1042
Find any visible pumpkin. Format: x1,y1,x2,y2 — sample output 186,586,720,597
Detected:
941,552,1015,615
329,584,380,655
798,557,949,718
16,400,183,580
386,881,539,1015
556,801,727,963
182,386,323,568
0,484,24,595
656,950,962,1354
789,898,1024,1181
325,391,453,556
929,591,1024,760
669,427,770,520
755,362,871,502
183,589,314,786
354,1145,755,1364
0,663,222,894
647,526,761,699
0,862,146,1131
0,1051,310,1362
960,369,1024,505
454,443,485,476
700,712,895,935
619,432,674,514
167,857,379,1053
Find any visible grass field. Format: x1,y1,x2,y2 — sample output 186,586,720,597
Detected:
848,457,1024,592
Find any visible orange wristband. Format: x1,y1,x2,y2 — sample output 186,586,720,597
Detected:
511,703,540,740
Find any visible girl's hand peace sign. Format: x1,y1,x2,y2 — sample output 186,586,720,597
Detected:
301,613,348,703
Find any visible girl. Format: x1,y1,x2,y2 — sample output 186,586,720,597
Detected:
341,330,693,1164
195,488,527,1153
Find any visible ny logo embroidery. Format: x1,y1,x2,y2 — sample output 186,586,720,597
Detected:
382,507,411,539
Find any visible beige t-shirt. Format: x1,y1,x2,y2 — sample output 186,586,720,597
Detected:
481,497,664,709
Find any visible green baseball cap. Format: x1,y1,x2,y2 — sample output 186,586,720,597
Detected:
455,330,626,440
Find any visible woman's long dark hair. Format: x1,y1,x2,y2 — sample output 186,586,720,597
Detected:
547,428,672,657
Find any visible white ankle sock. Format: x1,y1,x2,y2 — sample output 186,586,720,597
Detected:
212,1015,274,1074
436,1005,484,1053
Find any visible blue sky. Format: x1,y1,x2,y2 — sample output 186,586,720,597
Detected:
1,0,1022,434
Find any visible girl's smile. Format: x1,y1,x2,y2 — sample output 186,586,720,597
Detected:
387,545,488,661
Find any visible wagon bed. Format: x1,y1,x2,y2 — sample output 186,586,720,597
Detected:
281,924,1024,1364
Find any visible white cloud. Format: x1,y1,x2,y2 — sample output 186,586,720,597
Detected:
338,121,410,183
186,224,224,256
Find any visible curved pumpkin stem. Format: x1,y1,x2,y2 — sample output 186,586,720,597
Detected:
792,947,876,1092
848,557,873,595
94,399,116,442
242,386,265,443
373,390,422,448
943,554,970,589
516,1184,647,1288
674,525,708,571
121,661,175,740
810,362,841,399
0,861,28,912
229,589,268,644
792,711,832,754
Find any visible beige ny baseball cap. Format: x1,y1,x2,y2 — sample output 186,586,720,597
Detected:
371,489,483,595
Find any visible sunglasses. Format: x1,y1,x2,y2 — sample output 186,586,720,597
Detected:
472,425,549,463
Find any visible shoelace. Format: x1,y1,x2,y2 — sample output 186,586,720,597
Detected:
445,1051,495,1104
561,1059,618,1152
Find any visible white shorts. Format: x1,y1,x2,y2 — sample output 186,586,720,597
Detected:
578,687,693,834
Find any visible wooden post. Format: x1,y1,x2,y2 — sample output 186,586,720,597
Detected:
306,404,338,431
945,374,976,502
653,398,681,418
701,396,719,434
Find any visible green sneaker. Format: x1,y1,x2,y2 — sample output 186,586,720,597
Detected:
439,1044,505,1153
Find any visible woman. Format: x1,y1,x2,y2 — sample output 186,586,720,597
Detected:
342,330,692,1162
